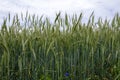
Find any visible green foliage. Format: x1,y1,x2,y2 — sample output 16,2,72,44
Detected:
0,13,120,80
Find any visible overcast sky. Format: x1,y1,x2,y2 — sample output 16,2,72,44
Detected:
0,0,120,24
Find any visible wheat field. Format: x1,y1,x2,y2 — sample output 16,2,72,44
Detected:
0,12,120,80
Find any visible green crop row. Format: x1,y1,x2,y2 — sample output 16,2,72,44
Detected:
0,12,120,80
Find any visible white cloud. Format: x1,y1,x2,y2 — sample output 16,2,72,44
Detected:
0,0,95,14
0,0,120,24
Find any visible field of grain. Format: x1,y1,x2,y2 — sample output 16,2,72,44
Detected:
0,13,120,80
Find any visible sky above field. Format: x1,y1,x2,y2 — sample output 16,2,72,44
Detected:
0,0,120,24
